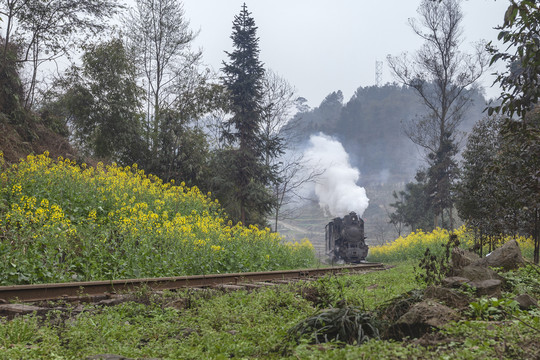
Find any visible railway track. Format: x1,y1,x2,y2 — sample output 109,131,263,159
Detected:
0,263,384,303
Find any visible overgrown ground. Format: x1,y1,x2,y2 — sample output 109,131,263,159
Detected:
1,262,539,359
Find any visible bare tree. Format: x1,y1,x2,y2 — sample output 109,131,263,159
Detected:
257,69,324,231
387,0,488,155
272,151,324,232
387,0,489,229
0,0,119,109
124,0,201,153
260,69,297,165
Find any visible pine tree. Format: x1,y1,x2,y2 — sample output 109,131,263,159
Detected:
219,3,275,226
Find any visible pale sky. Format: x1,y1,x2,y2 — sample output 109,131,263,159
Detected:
175,0,509,107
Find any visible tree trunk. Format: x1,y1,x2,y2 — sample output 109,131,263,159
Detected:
534,208,539,264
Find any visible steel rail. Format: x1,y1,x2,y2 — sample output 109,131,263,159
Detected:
0,263,383,303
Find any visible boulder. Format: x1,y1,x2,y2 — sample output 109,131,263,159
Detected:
442,276,471,288
451,248,480,271
457,264,504,284
388,300,460,339
469,279,503,297
424,286,473,309
473,240,525,271
515,294,539,310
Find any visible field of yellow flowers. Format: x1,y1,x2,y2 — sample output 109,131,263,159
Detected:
0,152,316,285
368,227,535,263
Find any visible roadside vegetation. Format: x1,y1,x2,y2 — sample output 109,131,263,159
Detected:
1,224,538,359
0,152,316,285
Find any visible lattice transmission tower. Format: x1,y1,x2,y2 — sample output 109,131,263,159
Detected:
375,61,383,87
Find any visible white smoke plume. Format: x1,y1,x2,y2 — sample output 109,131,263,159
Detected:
304,133,369,217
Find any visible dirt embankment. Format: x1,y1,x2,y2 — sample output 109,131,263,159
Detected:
0,120,75,164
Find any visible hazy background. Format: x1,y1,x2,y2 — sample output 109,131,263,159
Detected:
169,0,510,107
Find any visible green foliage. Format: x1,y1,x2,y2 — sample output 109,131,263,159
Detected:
414,234,460,286
425,131,459,228
389,170,435,232
484,0,540,263
456,116,504,240
457,111,539,262
46,38,144,162
0,153,316,285
0,263,538,359
503,264,540,298
151,109,212,187
0,39,24,118
468,296,521,321
300,263,418,310
487,0,540,118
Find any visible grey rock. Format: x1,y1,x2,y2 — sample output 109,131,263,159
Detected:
457,264,504,283
451,248,480,271
0,303,47,317
473,240,525,271
515,294,539,310
389,300,460,339
424,286,473,309
470,279,502,297
442,276,471,288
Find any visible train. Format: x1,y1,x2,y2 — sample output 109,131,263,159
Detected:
325,211,368,263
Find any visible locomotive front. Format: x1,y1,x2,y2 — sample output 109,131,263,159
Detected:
325,211,368,263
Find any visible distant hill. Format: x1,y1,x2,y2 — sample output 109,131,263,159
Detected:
289,84,488,185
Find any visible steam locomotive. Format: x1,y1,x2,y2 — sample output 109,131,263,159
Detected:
325,211,368,263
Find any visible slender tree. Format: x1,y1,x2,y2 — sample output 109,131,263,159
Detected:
219,3,275,226
387,0,488,228
0,0,119,109
124,0,201,155
425,131,459,228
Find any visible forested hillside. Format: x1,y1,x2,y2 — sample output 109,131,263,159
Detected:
290,84,488,184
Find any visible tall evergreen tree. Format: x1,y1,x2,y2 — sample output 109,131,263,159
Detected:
218,3,275,226
456,116,503,247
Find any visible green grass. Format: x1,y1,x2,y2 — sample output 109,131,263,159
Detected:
1,262,537,359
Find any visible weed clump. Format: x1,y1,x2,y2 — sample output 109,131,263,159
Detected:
288,304,380,346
